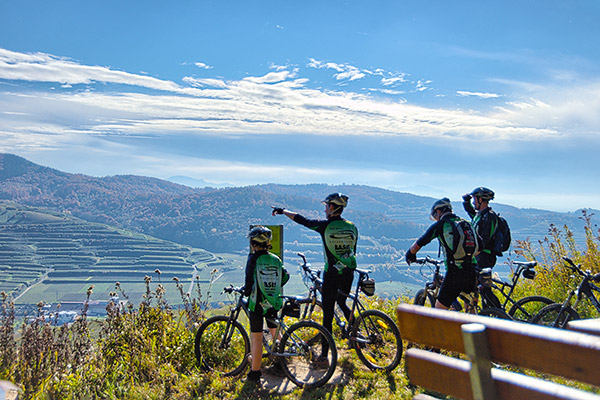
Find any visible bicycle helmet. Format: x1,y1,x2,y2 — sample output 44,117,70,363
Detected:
470,187,495,200
248,226,272,244
430,197,452,219
322,193,349,208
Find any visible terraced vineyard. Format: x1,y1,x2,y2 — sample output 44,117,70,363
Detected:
0,202,226,307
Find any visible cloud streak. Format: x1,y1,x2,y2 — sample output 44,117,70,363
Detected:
0,48,566,145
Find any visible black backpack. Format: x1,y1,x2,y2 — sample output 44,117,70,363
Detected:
492,214,511,256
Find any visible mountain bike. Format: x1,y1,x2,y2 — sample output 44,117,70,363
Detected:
480,260,553,322
194,286,337,387
296,253,402,372
531,257,600,329
412,257,549,321
412,257,508,318
412,256,444,308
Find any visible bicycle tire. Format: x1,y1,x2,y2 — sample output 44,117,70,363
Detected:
413,288,436,308
195,315,250,376
351,309,402,372
478,307,512,319
508,295,554,323
279,320,337,388
530,303,581,329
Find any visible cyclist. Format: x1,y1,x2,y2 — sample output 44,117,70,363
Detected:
462,187,501,307
241,226,289,383
272,193,358,364
405,198,480,310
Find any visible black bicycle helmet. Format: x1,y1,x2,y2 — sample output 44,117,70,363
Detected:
322,193,349,208
470,187,495,200
430,197,452,219
248,226,272,244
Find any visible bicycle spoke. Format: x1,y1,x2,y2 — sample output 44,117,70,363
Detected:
352,310,402,372
279,321,337,387
195,316,250,376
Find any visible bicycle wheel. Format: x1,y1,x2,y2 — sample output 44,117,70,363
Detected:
478,307,512,319
279,320,337,388
413,289,435,307
508,295,554,323
352,309,402,372
530,303,581,328
195,315,250,376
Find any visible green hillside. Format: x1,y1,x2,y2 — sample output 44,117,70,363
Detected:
0,202,226,306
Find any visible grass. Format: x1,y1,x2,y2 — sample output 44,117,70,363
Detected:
0,269,417,400
2,211,600,399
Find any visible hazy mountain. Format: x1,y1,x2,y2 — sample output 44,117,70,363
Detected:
0,153,595,255
167,175,232,189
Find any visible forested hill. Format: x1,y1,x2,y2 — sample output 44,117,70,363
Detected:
0,153,595,254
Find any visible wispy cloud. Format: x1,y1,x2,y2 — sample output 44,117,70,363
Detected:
307,59,366,81
194,62,213,70
0,48,576,148
457,91,501,99
0,48,181,92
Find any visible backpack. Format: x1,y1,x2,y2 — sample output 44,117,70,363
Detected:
250,253,288,314
492,214,511,256
440,217,479,267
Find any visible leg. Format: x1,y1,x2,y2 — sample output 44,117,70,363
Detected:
335,268,354,322
435,299,449,309
250,332,263,371
247,308,264,380
320,270,340,356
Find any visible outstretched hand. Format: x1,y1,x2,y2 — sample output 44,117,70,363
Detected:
271,206,284,216
405,249,417,265
462,193,472,202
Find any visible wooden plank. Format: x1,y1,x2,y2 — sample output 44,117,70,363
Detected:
396,304,600,387
405,348,473,400
492,368,600,400
406,348,600,400
462,323,496,400
567,318,600,336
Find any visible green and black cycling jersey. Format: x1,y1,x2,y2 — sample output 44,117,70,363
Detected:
292,214,358,274
416,213,478,270
463,202,499,268
243,250,289,314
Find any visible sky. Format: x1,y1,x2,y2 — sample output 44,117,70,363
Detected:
1,1,599,212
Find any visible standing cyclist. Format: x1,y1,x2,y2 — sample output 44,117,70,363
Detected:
242,226,289,383
462,187,501,307
272,193,358,364
405,198,480,310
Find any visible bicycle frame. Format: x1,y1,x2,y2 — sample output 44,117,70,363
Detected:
297,253,373,337
487,261,537,309
560,258,600,314
219,286,298,357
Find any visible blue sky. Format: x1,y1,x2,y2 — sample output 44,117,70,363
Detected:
1,1,599,212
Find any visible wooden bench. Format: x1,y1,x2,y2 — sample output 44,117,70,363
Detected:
567,317,600,336
396,303,600,400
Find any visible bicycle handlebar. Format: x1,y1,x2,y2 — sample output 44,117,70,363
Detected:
563,256,600,282
512,260,537,268
414,256,444,266
223,285,244,295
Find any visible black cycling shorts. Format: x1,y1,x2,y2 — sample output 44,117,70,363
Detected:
437,268,477,308
249,305,278,333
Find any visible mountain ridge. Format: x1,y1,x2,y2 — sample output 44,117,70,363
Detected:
0,153,595,254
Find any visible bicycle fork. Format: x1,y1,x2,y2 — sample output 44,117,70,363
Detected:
555,290,578,328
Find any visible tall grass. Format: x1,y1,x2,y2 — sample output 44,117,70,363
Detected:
0,268,415,399
3,212,598,399
514,210,600,318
